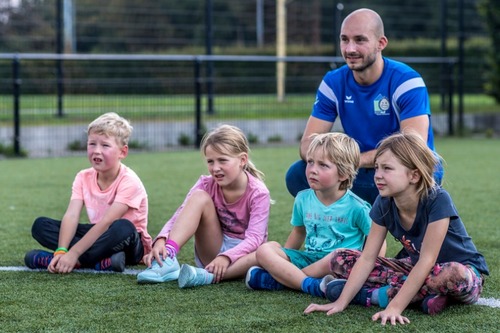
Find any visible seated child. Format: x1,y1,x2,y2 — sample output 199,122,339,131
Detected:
246,132,383,297
25,112,151,273
137,124,271,288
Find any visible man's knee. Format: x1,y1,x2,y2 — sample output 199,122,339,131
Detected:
285,160,308,197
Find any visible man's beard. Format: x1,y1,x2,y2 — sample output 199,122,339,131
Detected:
346,52,377,72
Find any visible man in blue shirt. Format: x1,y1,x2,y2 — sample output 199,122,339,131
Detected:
286,8,443,205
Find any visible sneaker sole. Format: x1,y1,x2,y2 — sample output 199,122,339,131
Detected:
137,269,180,284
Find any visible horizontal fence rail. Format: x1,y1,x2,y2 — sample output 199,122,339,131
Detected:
0,53,459,158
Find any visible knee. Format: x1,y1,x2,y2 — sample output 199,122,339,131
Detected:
185,190,213,207
31,216,50,238
256,241,281,263
328,248,358,272
109,219,136,238
431,262,470,284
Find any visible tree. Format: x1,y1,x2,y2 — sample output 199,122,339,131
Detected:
477,0,500,103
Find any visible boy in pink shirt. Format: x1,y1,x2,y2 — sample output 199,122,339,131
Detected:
25,112,152,273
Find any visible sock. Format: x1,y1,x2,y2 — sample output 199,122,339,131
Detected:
165,239,179,258
371,285,390,308
301,277,324,297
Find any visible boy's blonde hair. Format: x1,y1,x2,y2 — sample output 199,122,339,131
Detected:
306,132,360,190
87,112,133,146
200,124,265,181
375,131,440,199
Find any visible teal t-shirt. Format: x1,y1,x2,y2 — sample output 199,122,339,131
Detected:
291,189,372,253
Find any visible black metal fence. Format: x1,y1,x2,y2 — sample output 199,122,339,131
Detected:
0,53,459,158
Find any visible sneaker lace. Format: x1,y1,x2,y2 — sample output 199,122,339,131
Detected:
97,257,112,270
37,255,51,267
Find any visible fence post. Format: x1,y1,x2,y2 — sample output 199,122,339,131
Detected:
205,0,214,115
194,58,203,148
56,0,64,117
447,61,454,136
457,0,465,136
12,56,21,156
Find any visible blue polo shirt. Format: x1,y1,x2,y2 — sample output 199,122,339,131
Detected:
311,57,436,154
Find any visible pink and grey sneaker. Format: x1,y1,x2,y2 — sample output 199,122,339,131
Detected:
95,252,126,272
421,294,449,315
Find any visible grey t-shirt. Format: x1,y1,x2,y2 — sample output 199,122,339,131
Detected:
370,187,489,275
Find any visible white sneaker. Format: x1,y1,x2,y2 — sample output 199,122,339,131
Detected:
137,256,180,284
177,264,214,288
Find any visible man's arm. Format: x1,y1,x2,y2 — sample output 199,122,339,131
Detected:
299,116,334,160
400,114,429,142
359,115,430,169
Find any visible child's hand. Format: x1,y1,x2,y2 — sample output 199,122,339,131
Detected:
145,237,167,267
48,251,79,274
205,255,230,283
303,301,345,315
371,308,410,326
47,254,62,273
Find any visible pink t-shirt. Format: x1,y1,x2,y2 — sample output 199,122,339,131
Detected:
71,164,152,254
157,172,270,264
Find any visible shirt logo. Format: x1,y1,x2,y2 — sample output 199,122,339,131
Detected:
374,94,390,115
344,95,354,104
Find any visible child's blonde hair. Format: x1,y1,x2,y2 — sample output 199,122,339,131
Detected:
306,132,360,190
87,112,133,147
375,131,440,199
201,124,265,181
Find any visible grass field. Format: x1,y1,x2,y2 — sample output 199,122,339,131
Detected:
0,138,499,332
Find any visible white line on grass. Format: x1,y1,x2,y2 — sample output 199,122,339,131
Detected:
0,266,142,275
1,266,499,309
475,297,500,308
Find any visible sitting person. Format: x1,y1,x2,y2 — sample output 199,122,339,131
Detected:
25,112,151,273
137,124,271,288
246,132,384,297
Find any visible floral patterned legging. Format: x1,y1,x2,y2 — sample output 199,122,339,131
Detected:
328,249,484,306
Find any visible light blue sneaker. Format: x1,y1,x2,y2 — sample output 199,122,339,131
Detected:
137,256,180,284
178,264,214,288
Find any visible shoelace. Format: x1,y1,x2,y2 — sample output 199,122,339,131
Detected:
37,254,52,268
98,258,112,270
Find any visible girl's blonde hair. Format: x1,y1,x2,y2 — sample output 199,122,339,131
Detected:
306,132,360,191
375,131,440,199
87,112,133,146
200,124,265,181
